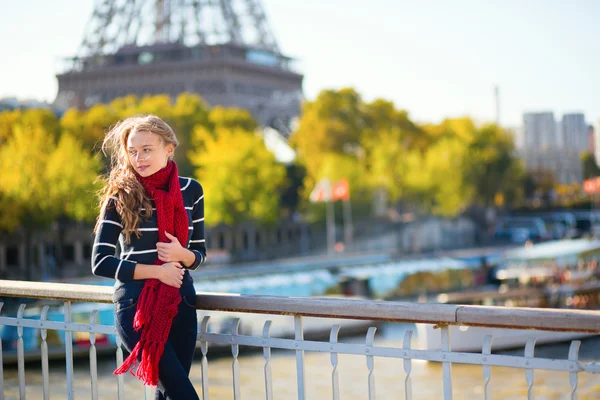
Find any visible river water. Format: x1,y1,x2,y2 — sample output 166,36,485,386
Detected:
3,322,600,399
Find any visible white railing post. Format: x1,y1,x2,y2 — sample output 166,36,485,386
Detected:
17,304,26,400
329,324,341,400
294,315,306,400
365,327,377,400
524,338,536,400
262,321,274,400
231,318,241,400
115,336,125,400
64,301,75,400
40,306,50,400
568,340,581,400
402,330,413,400
0,302,4,400
144,385,154,399
482,335,493,400
89,310,99,400
440,325,453,400
200,316,210,400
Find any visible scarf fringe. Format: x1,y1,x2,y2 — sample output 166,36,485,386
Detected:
113,339,165,386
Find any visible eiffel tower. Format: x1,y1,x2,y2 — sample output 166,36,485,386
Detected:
54,0,303,131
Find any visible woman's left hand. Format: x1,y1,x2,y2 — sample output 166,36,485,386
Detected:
157,231,186,263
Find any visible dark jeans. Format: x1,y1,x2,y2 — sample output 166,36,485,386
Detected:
115,293,199,400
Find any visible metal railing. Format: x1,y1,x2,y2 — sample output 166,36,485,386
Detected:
0,279,599,400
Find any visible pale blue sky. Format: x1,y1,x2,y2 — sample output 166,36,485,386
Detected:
1,0,598,126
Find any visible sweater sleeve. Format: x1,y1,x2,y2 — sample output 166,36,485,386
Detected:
91,197,138,281
187,181,207,271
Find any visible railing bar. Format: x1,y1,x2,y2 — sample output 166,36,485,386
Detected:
366,327,377,400
329,325,340,400
3,281,600,333
89,310,99,400
0,321,4,400
199,332,588,372
40,306,50,400
17,304,26,400
201,356,210,399
440,325,453,400
144,386,153,399
0,302,6,400
0,317,117,335
294,315,306,400
115,336,125,400
231,318,241,400
482,335,493,400
569,340,581,400
200,316,210,400
64,301,75,400
263,321,274,400
403,330,413,400
525,338,536,400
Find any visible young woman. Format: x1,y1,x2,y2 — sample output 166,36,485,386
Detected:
91,115,206,399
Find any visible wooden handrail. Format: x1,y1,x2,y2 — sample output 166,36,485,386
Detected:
1,280,599,332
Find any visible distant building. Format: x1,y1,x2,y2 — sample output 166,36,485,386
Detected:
520,112,583,184
523,112,558,149
561,113,587,152
54,1,304,133
595,121,600,165
589,125,595,155
55,43,303,131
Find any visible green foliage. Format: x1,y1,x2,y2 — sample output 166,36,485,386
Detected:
208,106,258,132
290,88,365,181
463,123,522,207
0,86,529,232
190,127,286,226
61,104,116,151
582,151,600,180
290,89,524,218
45,133,103,222
0,123,101,231
0,92,281,231
0,109,60,145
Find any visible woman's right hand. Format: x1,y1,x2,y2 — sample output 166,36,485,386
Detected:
158,262,185,288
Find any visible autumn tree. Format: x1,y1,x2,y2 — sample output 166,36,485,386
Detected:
463,123,522,207
190,127,286,226
582,151,600,180
0,123,101,277
0,109,60,145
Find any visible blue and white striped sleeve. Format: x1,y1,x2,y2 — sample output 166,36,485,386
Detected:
187,181,207,271
91,197,138,281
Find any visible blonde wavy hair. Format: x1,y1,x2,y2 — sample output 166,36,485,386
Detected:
94,115,179,243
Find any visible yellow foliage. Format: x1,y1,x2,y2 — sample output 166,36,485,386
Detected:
45,133,102,221
0,123,101,228
208,106,257,132
190,128,286,226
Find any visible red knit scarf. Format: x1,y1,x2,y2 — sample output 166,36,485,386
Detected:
114,160,189,386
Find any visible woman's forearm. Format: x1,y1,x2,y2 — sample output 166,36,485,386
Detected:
181,249,196,268
133,263,162,280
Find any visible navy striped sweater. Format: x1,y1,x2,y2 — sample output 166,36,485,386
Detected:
91,177,206,301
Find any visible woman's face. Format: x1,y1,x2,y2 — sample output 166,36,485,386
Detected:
126,130,174,177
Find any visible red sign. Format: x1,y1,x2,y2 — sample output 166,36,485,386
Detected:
332,178,350,201
584,177,600,194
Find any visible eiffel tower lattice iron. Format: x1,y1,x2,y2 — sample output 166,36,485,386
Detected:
55,0,303,132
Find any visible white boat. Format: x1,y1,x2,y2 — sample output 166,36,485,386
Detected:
416,323,595,352
416,239,600,352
